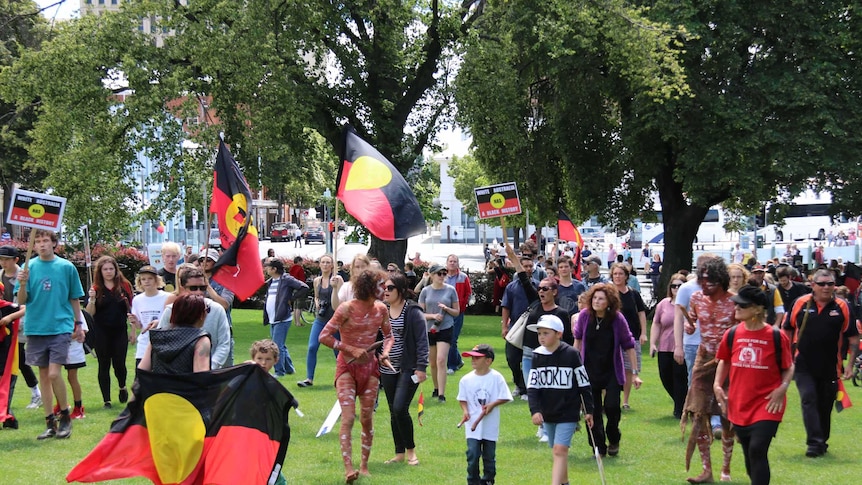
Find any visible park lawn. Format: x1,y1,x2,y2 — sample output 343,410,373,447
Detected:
1,309,857,484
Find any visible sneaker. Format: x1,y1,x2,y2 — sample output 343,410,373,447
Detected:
432,389,439,398
52,403,61,416
438,395,446,403
511,388,521,398
3,417,18,429
536,426,544,438
608,443,620,456
712,425,722,440
56,412,72,439
26,395,42,410
70,406,86,419
103,402,112,409
446,368,455,375
119,388,129,404
520,394,529,401
37,419,56,440
539,434,548,443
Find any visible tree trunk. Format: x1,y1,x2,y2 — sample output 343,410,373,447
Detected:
658,202,707,298
368,236,408,269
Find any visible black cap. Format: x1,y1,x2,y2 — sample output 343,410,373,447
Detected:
0,246,17,259
137,265,159,276
462,343,494,360
730,285,769,308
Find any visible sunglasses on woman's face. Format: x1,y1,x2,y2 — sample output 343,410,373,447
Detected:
537,286,554,292
436,271,447,276
669,284,682,289
735,302,754,309
385,285,397,291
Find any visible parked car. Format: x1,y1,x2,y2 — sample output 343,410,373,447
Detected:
271,222,290,242
304,226,326,244
208,228,222,249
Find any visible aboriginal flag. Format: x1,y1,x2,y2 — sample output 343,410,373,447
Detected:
558,209,584,279
0,302,20,423
210,140,264,301
417,391,424,426
835,378,853,413
337,126,425,241
67,364,298,485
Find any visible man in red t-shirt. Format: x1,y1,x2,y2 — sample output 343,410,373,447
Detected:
715,285,794,485
289,256,306,283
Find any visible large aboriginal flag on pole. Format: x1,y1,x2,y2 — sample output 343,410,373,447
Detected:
0,302,20,423
210,140,264,301
558,208,584,279
337,126,425,240
67,364,298,485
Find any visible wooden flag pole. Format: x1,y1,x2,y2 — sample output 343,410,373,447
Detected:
22,232,36,271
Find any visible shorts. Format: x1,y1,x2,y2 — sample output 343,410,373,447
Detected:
428,327,453,345
543,421,578,448
64,361,86,370
623,344,642,373
26,334,72,367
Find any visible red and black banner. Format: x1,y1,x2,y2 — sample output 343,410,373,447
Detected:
336,126,426,241
0,302,20,424
67,364,298,485
210,140,264,301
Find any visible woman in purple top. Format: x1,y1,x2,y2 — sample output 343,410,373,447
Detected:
650,272,689,419
573,283,641,457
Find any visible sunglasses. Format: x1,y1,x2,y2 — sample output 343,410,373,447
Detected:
538,286,555,292
522,254,534,258
436,271,447,276
387,268,397,272
187,285,208,292
813,281,836,287
735,302,754,309
669,284,682,289
384,284,397,291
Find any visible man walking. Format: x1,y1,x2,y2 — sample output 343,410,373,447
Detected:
16,230,85,440
783,269,859,457
446,254,472,375
263,258,308,376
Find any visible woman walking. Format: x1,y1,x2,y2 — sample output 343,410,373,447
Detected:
650,272,689,418
714,285,794,485
573,283,641,457
610,263,647,409
299,254,340,387
319,269,393,483
86,256,133,408
418,263,459,403
380,272,428,466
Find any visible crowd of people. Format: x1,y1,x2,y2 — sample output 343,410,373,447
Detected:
2,232,861,485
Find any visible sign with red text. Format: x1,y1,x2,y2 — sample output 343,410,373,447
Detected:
474,183,522,220
6,188,66,231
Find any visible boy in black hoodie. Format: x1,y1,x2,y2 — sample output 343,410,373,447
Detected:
527,315,594,485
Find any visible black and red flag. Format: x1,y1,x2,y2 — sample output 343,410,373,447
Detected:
210,140,264,301
67,364,298,485
558,208,585,279
0,301,20,425
337,126,425,240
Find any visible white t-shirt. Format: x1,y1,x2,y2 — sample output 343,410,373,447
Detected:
456,369,513,441
338,281,355,303
676,279,702,346
131,290,169,360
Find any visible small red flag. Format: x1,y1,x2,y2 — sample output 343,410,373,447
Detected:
836,379,853,412
210,140,264,301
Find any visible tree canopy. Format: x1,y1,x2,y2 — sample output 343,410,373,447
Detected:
456,0,862,292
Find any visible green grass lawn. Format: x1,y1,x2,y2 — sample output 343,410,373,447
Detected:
2,309,857,484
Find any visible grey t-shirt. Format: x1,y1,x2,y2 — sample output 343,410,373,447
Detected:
418,284,459,332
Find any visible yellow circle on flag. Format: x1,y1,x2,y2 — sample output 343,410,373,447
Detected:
490,193,506,209
144,393,206,483
345,156,392,190
28,204,45,218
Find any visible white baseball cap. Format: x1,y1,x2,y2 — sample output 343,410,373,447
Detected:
527,314,564,333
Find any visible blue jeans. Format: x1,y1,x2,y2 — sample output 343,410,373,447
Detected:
466,438,496,485
270,319,294,376
521,347,534,390
306,317,338,381
448,313,465,371
684,344,698,386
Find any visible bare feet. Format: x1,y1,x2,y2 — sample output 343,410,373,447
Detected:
687,471,714,484
359,468,371,477
345,470,359,484
720,471,731,482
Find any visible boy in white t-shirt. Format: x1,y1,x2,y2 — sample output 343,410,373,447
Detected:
457,344,513,485
127,266,169,367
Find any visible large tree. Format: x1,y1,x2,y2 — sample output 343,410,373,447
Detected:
3,1,484,259
457,0,862,294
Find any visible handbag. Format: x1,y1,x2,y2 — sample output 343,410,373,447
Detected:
505,301,539,349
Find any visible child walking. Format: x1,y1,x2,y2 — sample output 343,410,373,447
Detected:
457,344,513,485
527,315,594,485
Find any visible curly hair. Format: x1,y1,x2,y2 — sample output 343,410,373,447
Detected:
250,339,279,361
697,256,730,291
353,268,386,301
584,283,621,317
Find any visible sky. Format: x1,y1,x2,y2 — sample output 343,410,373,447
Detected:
35,0,78,20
